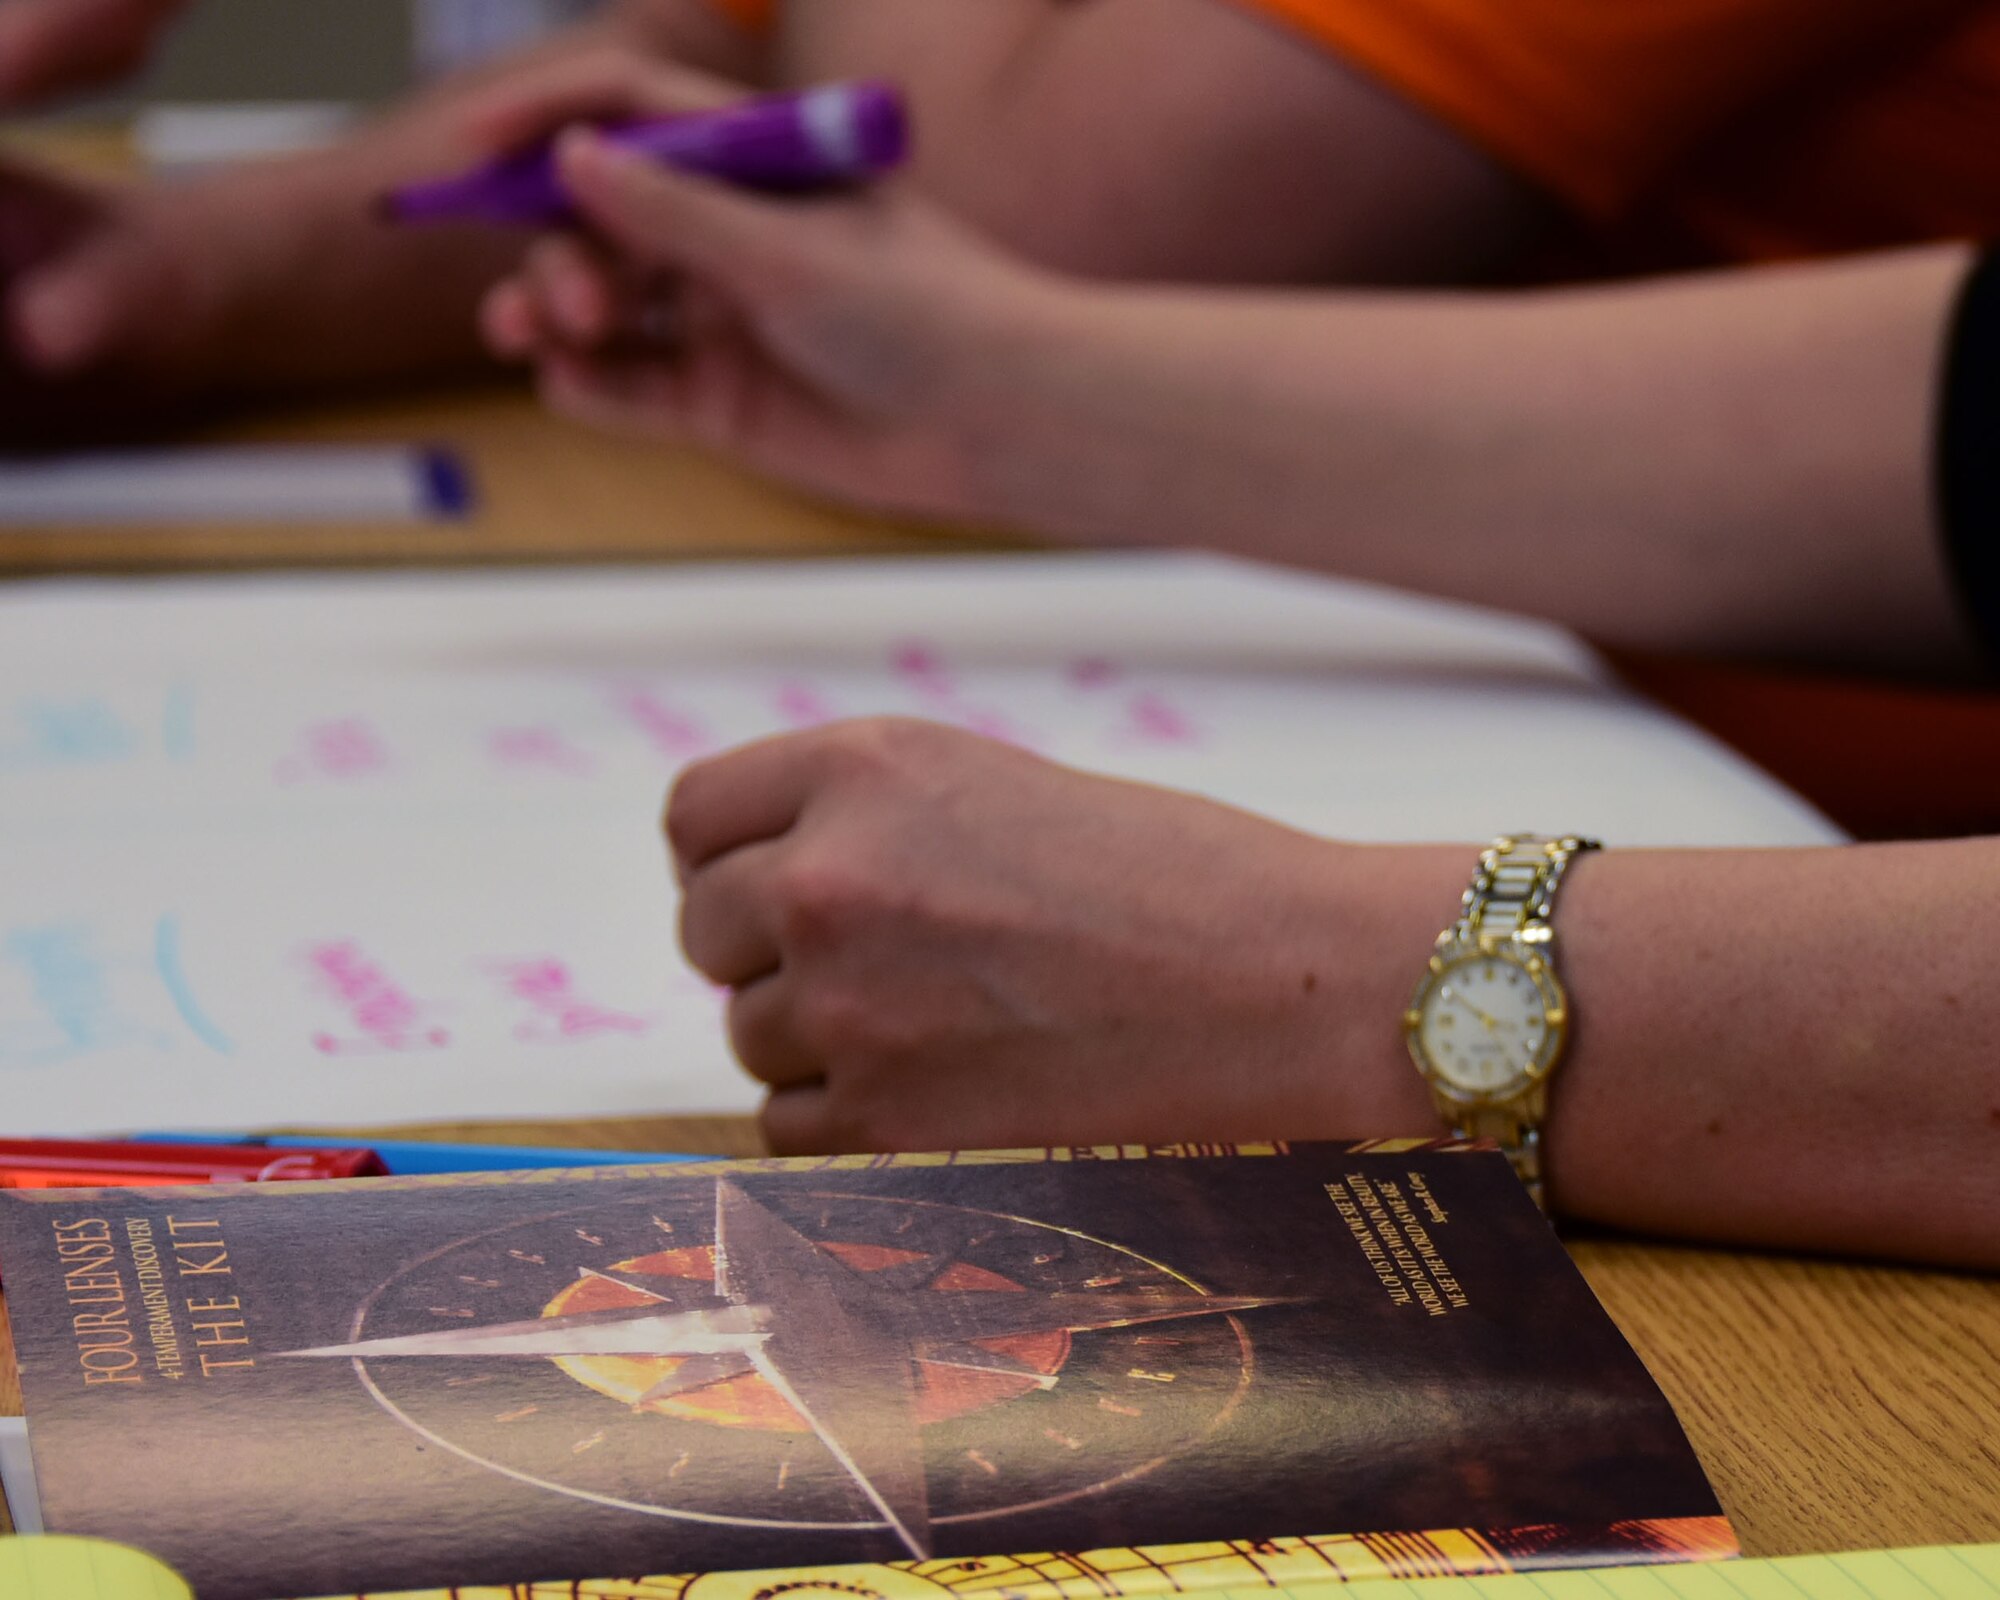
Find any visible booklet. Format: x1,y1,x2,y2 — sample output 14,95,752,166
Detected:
0,1143,1734,1600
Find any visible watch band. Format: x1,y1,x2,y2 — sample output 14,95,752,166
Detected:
1442,833,1599,1208
1455,1107,1549,1206
1453,833,1597,944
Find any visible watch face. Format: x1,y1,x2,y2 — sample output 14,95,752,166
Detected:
1407,946,1564,1101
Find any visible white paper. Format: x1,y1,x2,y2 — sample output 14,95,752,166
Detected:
0,446,464,525
135,102,358,170
0,1417,41,1534
0,553,1839,1135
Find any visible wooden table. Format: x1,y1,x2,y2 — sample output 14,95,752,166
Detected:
0,365,1994,1566
0,382,1024,575
2,1115,1996,1559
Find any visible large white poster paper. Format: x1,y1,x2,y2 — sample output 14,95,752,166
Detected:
0,554,1838,1134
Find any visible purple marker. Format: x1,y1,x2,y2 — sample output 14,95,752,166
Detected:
386,81,908,226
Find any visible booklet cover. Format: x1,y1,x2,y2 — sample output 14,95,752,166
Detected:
0,1142,1733,1600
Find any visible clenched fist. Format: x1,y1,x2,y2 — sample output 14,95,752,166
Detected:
667,718,1450,1155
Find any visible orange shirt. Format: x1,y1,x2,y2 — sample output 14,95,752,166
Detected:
1231,0,2000,831
720,0,1997,271
708,0,773,35
1235,0,2000,271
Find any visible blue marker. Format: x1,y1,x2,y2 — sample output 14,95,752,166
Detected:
132,1132,708,1176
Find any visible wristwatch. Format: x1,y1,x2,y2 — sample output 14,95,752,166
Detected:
1402,834,1600,1208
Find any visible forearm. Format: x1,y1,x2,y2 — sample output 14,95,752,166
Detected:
153,143,519,394
969,246,1977,672
1332,839,2000,1268
771,0,1541,282
129,0,762,396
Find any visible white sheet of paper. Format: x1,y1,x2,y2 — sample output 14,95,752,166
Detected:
0,553,1839,1135
135,101,358,170
0,446,467,525
0,1417,42,1534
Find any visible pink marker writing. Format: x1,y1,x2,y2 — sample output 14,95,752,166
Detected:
490,726,596,776
275,719,390,785
773,680,838,729
304,940,450,1055
609,685,710,759
487,959,651,1043
889,641,1035,748
1122,691,1201,745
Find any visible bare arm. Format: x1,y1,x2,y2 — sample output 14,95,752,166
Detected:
663,718,2000,1269
491,151,1979,676
0,0,761,408
771,0,1548,282
5,0,1547,422
972,246,1977,672
1542,835,1999,1264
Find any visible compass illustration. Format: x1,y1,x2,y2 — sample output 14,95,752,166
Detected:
277,1177,1285,1560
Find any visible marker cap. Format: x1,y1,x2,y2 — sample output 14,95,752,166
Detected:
0,1138,387,1190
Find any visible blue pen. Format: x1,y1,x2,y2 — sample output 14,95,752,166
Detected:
131,1132,708,1177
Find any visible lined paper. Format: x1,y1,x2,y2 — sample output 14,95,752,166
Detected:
1374,1543,2000,1598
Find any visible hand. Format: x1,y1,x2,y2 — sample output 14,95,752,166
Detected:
0,0,187,105
452,45,750,156
667,717,1445,1154
0,158,224,437
473,63,1061,519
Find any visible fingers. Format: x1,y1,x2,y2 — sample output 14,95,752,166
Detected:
529,233,615,344
555,130,796,286
7,223,162,373
479,278,539,360
456,47,744,156
679,839,783,987
483,229,691,361
665,731,833,874
760,1083,835,1156
520,232,622,345
536,348,694,439
727,978,824,1092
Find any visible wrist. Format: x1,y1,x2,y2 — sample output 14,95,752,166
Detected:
1306,841,1473,1135
159,153,507,392
947,271,1167,540
123,173,287,387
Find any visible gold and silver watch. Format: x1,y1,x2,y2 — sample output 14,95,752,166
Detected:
1402,834,1600,1209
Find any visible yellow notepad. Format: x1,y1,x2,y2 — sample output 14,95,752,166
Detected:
0,1534,192,1599
1,1540,1995,1599
1374,1543,1999,1598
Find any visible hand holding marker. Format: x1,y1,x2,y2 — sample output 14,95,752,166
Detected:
385,81,910,226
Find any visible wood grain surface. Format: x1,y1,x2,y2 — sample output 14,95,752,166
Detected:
2,1116,1995,1557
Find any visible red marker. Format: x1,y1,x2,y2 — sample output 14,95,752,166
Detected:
0,1138,386,1190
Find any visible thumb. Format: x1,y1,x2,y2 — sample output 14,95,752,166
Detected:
8,226,163,373
555,128,812,300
